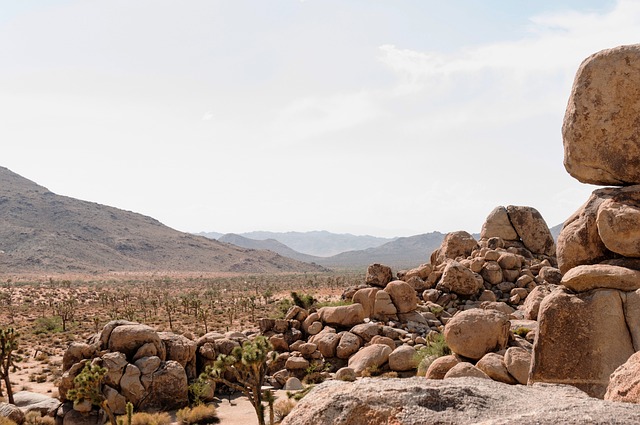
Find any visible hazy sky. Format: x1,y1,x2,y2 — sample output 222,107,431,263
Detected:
1,0,636,237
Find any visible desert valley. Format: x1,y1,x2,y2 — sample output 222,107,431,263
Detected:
4,26,640,425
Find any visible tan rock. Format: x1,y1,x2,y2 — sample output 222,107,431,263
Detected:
530,288,634,398
481,206,519,241
286,356,310,370
138,360,188,411
504,347,531,385
561,264,640,292
335,367,356,382
605,351,640,403
557,192,609,274
309,328,341,358
120,364,145,406
348,344,392,376
563,44,640,185
444,362,490,380
107,324,165,361
476,353,517,384
404,264,433,281
506,206,555,257
318,304,365,328
597,198,640,257
372,290,397,317
350,323,381,342
434,231,478,265
366,263,393,287
443,309,510,360
480,261,503,286
437,260,484,296
352,287,378,318
425,355,460,379
336,332,362,359
384,280,418,313
369,335,396,351
522,285,557,320
158,332,196,379
388,345,418,372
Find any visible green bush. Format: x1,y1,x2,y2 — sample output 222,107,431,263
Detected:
33,317,63,335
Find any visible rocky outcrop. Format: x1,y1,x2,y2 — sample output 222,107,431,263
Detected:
280,377,640,425
443,309,510,360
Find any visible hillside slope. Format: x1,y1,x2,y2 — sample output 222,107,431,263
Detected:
0,167,325,274
218,233,322,264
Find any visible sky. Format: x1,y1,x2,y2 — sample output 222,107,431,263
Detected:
1,0,637,238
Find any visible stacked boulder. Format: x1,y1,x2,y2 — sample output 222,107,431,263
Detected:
59,320,194,418
530,44,640,399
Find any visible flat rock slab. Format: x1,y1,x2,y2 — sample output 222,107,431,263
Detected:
562,264,640,292
280,377,640,425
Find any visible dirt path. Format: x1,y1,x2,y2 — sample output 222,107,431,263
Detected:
214,390,290,425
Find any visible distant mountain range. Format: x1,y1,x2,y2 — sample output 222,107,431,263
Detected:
0,167,325,274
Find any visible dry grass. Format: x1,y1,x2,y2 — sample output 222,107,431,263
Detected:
116,412,172,425
176,404,220,425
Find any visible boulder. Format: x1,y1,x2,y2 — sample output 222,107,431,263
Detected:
437,260,483,296
318,304,365,328
107,324,165,361
384,281,417,313
388,345,418,372
444,362,490,380
101,352,128,388
424,355,460,380
365,264,393,287
561,264,640,292
557,192,609,274
335,367,356,382
285,356,310,370
349,323,381,343
351,287,378,318
62,343,96,372
103,385,127,415
372,290,397,317
137,361,188,411
309,329,341,358
279,377,640,425
347,344,392,376
605,351,640,403
563,44,640,186
522,285,557,320
335,332,362,359
506,206,555,257
158,332,197,379
0,402,24,425
443,309,510,360
284,377,304,391
504,347,531,385
476,353,517,384
433,231,478,264
530,288,635,398
481,206,519,241
120,364,145,406
597,197,640,257
12,391,61,416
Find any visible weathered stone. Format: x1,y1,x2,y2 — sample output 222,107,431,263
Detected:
107,324,165,361
336,332,362,359
444,362,491,380
481,206,518,241
62,343,96,372
437,260,483,296
404,264,433,281
309,329,341,358
120,364,145,406
269,334,289,352
522,285,557,320
137,360,188,411
318,304,365,328
12,391,61,416
279,377,640,425
561,264,640,292
597,198,640,257
605,351,640,403
388,345,418,372
434,231,478,264
480,261,503,286
504,347,531,385
101,351,128,388
369,335,396,352
348,344,392,376
285,356,310,370
158,332,197,379
444,309,510,360
134,356,161,376
476,353,517,385
298,342,317,357
557,192,609,274
102,385,127,415
214,338,240,355
284,377,304,391
372,290,397,317
530,288,634,398
0,402,24,425
366,263,393,287
424,355,460,380
384,280,417,313
335,367,356,382
498,252,521,271
351,287,378,318
506,206,555,257
563,44,640,186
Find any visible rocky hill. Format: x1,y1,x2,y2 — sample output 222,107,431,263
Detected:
218,233,321,264
0,167,325,274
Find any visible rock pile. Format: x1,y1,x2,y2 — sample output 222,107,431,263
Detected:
530,43,640,399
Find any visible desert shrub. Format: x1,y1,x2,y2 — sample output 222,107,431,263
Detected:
414,333,451,376
287,385,313,401
24,412,55,425
33,317,62,335
188,376,212,406
303,362,330,384
176,404,219,425
117,412,171,425
314,299,352,308
290,292,315,309
273,398,296,421
361,364,382,377
513,327,531,338
0,417,17,425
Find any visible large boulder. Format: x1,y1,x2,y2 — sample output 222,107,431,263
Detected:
388,345,418,372
351,287,378,318
137,361,188,411
365,264,393,287
280,377,640,425
158,332,197,379
443,309,510,360
437,260,483,296
443,362,490,380
597,197,640,257
383,281,417,313
605,351,640,403
504,347,531,385
563,44,640,186
506,206,555,257
476,353,517,385
481,206,518,241
530,288,635,398
521,284,557,320
107,324,165,361
561,264,640,292
347,344,392,376
433,231,478,265
318,304,365,328
425,355,460,380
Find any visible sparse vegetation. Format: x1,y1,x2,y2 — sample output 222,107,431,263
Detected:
176,404,219,425
513,327,532,338
66,363,117,425
0,327,19,404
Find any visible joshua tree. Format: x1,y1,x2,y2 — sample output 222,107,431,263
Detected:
202,335,275,425
0,327,19,404
66,363,117,425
